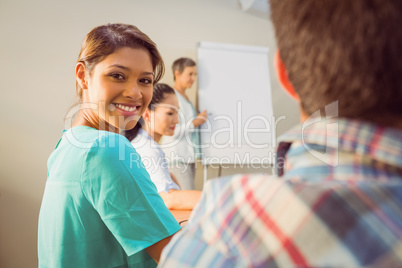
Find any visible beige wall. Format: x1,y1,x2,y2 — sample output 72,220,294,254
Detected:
0,0,299,266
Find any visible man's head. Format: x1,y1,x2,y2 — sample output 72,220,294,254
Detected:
271,0,402,126
172,58,197,89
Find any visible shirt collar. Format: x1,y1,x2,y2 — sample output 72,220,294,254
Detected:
276,118,402,176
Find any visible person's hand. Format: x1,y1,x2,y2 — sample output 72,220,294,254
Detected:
193,110,207,127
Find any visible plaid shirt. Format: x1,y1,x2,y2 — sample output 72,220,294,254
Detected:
159,118,402,267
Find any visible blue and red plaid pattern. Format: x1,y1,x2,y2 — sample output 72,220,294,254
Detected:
159,119,402,267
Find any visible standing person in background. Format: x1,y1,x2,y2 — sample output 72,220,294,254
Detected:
160,58,207,190
129,83,202,210
159,0,402,267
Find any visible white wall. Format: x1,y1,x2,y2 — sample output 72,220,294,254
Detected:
0,0,299,266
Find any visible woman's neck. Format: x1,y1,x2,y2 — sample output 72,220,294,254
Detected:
72,112,119,134
143,124,162,143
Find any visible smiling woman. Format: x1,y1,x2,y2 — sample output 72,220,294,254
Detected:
37,24,180,268
74,24,164,134
75,47,154,131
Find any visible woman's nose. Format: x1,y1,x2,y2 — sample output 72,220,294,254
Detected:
123,83,142,99
174,114,179,124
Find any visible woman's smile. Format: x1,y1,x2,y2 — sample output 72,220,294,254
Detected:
113,103,142,117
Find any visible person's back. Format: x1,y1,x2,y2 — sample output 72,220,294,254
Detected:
158,0,402,267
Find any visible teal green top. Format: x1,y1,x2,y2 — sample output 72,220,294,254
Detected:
38,126,181,268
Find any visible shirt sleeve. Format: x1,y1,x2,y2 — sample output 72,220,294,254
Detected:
81,133,181,256
132,136,180,193
158,176,242,267
141,144,180,193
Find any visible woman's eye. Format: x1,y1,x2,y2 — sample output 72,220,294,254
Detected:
167,112,174,116
140,78,153,84
110,73,125,80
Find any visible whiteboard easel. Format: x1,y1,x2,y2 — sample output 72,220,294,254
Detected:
197,41,275,183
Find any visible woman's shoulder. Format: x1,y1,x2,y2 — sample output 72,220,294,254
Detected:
131,129,163,158
131,128,151,144
62,126,128,145
62,127,134,163
92,131,134,159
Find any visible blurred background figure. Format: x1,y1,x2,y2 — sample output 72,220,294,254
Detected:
160,58,207,190
130,83,202,210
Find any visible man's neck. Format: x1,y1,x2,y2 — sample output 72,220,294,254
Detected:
174,82,187,96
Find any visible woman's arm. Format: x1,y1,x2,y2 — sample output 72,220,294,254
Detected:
159,189,202,210
145,235,174,264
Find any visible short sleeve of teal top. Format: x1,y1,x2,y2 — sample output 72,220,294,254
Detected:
38,126,181,268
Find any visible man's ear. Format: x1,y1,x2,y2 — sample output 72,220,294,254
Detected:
76,62,88,90
274,50,299,101
174,70,181,80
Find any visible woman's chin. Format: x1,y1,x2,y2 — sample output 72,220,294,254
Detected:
118,121,138,131
164,130,175,136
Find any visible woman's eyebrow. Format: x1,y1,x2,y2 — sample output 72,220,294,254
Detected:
107,64,130,71
142,71,154,76
106,65,153,76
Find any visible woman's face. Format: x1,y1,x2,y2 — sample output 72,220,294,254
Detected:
175,66,197,89
79,47,154,132
151,93,180,136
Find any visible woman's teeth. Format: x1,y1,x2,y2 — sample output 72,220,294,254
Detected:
115,104,137,112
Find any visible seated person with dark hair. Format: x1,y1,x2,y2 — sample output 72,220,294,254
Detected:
158,0,402,267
